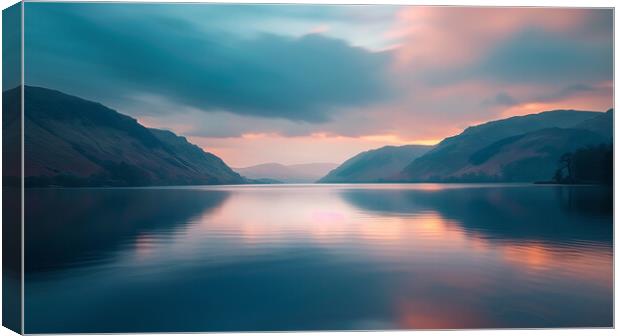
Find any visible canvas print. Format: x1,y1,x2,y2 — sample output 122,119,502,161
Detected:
2,3,614,333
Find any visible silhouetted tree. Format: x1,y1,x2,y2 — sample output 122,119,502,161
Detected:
553,143,612,185
555,153,574,183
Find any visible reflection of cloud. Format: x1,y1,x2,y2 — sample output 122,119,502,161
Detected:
26,185,613,331
133,234,158,260
154,186,611,284
397,300,488,329
101,185,611,329
499,241,612,286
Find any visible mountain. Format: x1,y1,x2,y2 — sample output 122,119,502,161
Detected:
400,109,612,182
462,128,607,182
234,162,338,183
573,108,613,139
319,145,432,183
9,86,245,187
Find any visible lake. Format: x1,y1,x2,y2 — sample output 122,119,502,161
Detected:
24,184,613,332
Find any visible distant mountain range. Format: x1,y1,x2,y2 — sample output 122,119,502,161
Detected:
234,162,338,183
6,86,245,187
322,109,612,183
5,86,613,186
319,145,431,183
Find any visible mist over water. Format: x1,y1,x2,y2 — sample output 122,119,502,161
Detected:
24,184,612,332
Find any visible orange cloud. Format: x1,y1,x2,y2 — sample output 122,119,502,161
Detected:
131,7,610,168
190,132,433,167
500,81,613,118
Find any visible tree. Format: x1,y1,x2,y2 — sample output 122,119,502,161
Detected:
553,143,612,185
554,152,573,183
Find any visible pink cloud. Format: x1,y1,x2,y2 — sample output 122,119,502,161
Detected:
500,81,613,118
309,24,330,34
389,7,593,70
130,7,611,167
189,132,421,167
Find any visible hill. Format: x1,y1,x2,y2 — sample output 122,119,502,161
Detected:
400,109,610,182
319,145,432,183
235,162,338,183
7,86,245,187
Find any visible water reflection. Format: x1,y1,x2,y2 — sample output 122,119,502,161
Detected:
341,185,612,242
340,184,612,328
25,184,612,332
25,188,229,274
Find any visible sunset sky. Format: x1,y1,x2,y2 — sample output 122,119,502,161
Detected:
24,4,613,167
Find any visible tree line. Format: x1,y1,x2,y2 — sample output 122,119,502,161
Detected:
553,143,612,185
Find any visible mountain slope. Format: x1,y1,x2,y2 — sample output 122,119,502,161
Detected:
573,109,613,139
461,128,607,182
13,86,244,187
319,145,432,183
400,109,607,182
234,162,338,183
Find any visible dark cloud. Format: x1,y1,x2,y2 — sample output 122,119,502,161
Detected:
482,92,519,107
482,84,601,109
21,4,613,151
533,84,597,103
24,3,393,122
477,29,612,85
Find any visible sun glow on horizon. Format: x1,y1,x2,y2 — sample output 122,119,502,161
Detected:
188,132,444,167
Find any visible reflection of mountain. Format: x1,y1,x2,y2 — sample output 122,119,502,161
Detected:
8,86,244,187
400,109,612,182
340,186,612,242
25,188,229,273
235,162,338,183
319,145,431,183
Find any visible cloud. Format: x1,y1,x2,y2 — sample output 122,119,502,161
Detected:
378,6,613,143
25,3,394,123
389,7,612,87
390,7,609,65
483,92,520,107
22,4,613,166
533,84,597,103
474,29,612,85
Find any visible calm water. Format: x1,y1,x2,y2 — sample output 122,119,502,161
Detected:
24,184,613,332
